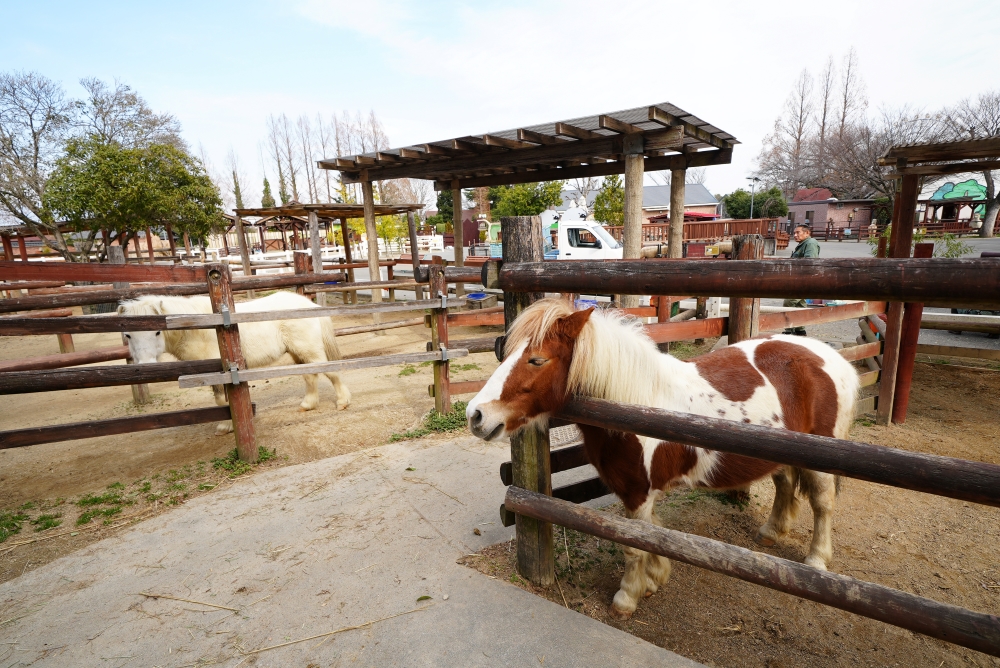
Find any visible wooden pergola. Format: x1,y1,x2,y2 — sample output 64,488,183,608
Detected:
318,102,738,303
231,203,424,305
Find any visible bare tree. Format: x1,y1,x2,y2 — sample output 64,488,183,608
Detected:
686,168,707,185
265,115,290,204
568,176,601,211
838,47,867,140
315,113,334,202
815,56,836,181
279,114,299,202
76,78,182,149
757,69,814,199
944,90,1000,237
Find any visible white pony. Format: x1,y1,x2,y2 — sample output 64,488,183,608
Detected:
119,291,351,434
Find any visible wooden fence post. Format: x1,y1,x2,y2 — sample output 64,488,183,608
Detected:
108,244,150,404
892,242,934,424
695,296,708,345
429,261,450,414
293,251,310,298
502,215,555,586
877,176,918,426
206,263,258,462
308,210,325,306
234,214,255,300
728,235,764,344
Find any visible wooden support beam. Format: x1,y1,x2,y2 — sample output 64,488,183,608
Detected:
877,174,919,426
505,486,1000,658
452,180,465,297
233,214,255,299
727,235,764,344
598,115,644,135
892,242,935,424
554,122,603,140
483,134,535,149
618,149,644,308
516,128,570,145
647,106,734,150
669,166,686,257
428,263,450,414
501,214,554,585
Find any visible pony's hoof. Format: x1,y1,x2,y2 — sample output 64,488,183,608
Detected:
337,401,350,411
644,590,654,598
609,603,634,620
755,532,777,547
299,403,318,412
804,555,829,571
610,591,636,619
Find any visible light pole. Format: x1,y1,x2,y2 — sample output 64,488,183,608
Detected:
747,176,760,219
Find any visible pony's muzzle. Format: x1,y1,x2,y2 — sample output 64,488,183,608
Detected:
467,406,505,441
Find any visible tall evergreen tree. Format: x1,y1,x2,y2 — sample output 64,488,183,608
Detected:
261,178,276,208
278,172,290,205
232,170,244,209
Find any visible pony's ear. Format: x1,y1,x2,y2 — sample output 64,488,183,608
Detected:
555,307,593,340
154,299,166,315
116,303,125,315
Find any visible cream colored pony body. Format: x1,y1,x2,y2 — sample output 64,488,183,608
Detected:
119,292,351,434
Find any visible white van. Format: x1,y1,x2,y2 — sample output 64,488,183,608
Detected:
541,207,624,260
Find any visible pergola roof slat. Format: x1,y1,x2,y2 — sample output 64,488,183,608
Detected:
233,203,424,219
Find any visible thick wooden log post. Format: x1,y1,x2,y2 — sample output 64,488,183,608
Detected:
669,167,686,258
308,210,326,306
131,236,143,263
16,234,28,261
165,223,177,257
108,244,149,405
695,296,708,345
362,179,384,325
727,235,764,344
877,175,919,426
206,263,257,462
293,251,310,297
501,214,554,585
619,144,644,308
182,232,193,262
145,228,155,261
407,211,424,300
2,233,14,261
428,262,450,414
452,180,465,298
233,214,255,299
892,242,934,424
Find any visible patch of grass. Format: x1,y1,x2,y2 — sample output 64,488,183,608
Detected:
31,514,62,532
168,483,187,492
19,501,35,510
0,511,29,543
77,507,122,526
138,481,152,493
197,483,216,491
856,417,875,427
398,364,418,377
211,446,277,477
389,401,469,442
76,492,126,507
418,361,434,368
451,363,480,372
107,482,125,491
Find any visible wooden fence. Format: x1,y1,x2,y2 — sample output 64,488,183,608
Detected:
479,218,1000,658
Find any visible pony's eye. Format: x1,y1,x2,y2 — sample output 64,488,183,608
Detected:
528,358,547,367
125,334,131,339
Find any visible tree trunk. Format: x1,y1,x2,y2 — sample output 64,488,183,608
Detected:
980,171,997,238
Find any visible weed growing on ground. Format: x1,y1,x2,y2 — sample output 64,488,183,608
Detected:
211,446,277,477
389,401,469,442
451,363,481,372
0,511,29,543
398,364,418,377
31,514,62,532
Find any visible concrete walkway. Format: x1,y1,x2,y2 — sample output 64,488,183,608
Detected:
0,436,700,667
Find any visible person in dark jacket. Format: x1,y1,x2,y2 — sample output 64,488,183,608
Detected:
784,225,820,335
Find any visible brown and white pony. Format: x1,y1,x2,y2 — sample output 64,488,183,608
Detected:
467,298,858,619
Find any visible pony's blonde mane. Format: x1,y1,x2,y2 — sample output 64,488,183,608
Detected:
505,298,674,405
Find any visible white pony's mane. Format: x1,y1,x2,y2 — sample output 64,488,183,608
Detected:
118,294,213,316
505,298,673,406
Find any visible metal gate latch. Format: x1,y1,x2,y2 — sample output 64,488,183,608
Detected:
220,305,232,327
438,291,448,310
439,344,450,362
229,363,240,385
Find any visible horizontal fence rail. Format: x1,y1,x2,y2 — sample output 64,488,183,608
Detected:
0,359,222,395
489,259,1000,308
558,397,1000,508
0,345,130,373
0,272,347,313
177,349,469,388
0,405,252,450
0,261,207,284
505,486,1000,658
0,298,467,335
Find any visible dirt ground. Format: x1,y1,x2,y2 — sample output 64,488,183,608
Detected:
466,361,1000,667
0,303,501,583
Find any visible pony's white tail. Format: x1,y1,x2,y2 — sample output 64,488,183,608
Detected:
321,318,342,361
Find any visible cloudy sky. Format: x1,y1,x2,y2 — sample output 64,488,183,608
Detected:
5,0,999,206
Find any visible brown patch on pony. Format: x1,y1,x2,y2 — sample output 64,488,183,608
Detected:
579,425,649,512
499,309,593,433
753,340,838,436
649,442,698,491
690,346,765,402
706,453,781,489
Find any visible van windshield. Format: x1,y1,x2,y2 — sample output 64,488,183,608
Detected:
590,225,621,249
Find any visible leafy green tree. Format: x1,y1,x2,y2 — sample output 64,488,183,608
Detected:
261,178,276,208
593,175,624,226
45,137,224,256
488,181,564,217
232,170,244,209
278,172,290,205
721,186,787,219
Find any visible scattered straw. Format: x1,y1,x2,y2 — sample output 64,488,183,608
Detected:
137,592,239,612
554,575,569,609
243,605,432,655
